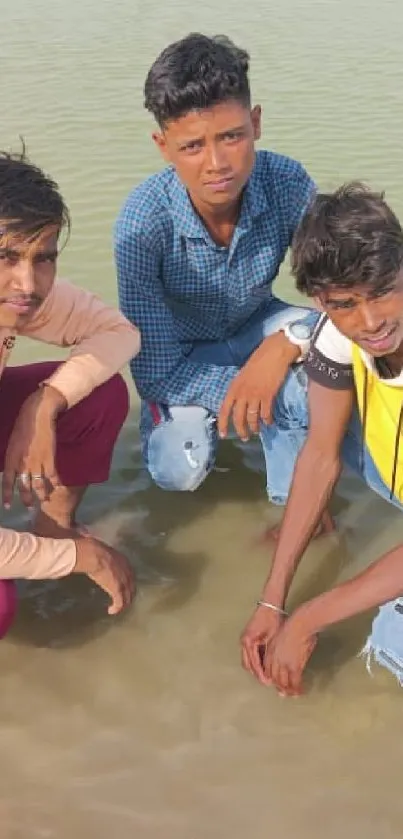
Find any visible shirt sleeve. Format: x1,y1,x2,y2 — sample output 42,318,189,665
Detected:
19,280,141,407
304,315,354,390
286,163,317,241
115,220,238,414
0,528,76,579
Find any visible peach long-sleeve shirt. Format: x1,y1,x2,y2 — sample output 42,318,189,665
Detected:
0,279,140,580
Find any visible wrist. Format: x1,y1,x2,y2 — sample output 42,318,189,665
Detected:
260,585,287,611
270,331,300,364
73,537,96,574
291,600,324,637
36,383,67,418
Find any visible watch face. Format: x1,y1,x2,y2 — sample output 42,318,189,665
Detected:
290,322,312,340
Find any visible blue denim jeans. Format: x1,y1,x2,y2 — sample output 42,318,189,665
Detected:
342,415,403,685
140,297,319,498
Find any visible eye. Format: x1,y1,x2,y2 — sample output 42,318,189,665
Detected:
328,299,356,310
0,250,18,265
34,254,57,264
222,131,243,142
180,140,203,154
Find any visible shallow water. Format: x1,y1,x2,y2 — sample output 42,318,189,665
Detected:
2,0,403,835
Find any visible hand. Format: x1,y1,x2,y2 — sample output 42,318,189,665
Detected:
74,537,135,615
263,611,317,697
240,604,285,686
217,332,299,440
3,386,66,509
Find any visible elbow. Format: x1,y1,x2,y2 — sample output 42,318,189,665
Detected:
130,324,141,358
120,322,141,360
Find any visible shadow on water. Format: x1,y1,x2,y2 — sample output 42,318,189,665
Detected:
7,406,403,668
6,412,269,649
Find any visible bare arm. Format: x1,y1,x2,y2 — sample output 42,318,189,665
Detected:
295,543,403,636
241,380,354,684
261,380,354,610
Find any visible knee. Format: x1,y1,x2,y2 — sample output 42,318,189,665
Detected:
98,374,130,427
146,420,215,492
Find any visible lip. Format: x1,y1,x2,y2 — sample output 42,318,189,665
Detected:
204,176,234,192
3,300,37,315
359,326,397,352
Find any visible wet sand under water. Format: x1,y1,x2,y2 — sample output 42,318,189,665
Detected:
3,0,403,831
1,423,403,838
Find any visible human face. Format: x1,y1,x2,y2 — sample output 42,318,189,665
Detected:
0,226,59,330
152,100,261,214
317,269,403,357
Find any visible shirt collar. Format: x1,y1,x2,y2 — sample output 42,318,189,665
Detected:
168,156,269,241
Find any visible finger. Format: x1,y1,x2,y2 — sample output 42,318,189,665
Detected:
288,667,304,697
268,655,282,692
107,583,124,615
232,398,249,440
123,569,134,607
260,394,274,426
246,401,261,435
241,643,252,674
110,563,135,614
17,472,35,509
276,664,292,697
217,393,235,439
2,468,16,509
31,474,50,503
248,639,272,686
45,462,62,490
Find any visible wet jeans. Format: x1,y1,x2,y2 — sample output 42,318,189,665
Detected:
140,297,319,499
343,415,403,686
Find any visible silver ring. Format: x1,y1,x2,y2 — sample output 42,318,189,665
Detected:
18,472,30,483
32,474,44,481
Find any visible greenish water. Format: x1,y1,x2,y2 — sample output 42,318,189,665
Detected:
2,1,403,836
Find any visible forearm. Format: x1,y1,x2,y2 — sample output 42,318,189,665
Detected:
261,444,341,607
297,543,403,636
0,527,76,579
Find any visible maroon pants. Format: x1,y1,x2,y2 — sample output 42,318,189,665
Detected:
0,363,130,639
0,362,130,485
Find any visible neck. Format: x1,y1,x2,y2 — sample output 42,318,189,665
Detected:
189,192,243,247
379,340,403,377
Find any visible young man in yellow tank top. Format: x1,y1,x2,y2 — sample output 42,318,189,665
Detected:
241,182,403,695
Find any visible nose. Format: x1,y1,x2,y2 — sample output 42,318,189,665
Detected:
359,300,385,333
206,142,228,173
11,259,36,296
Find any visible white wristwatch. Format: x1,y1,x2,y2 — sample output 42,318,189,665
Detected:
281,320,315,362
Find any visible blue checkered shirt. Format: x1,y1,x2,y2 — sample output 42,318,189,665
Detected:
115,150,315,414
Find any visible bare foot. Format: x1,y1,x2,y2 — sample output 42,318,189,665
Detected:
257,509,336,545
32,511,91,540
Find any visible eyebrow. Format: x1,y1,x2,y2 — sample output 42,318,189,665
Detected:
217,123,247,138
177,123,248,147
0,247,58,259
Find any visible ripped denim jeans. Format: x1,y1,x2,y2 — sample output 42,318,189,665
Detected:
345,429,403,685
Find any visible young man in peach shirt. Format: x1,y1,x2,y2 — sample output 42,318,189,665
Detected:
0,149,139,635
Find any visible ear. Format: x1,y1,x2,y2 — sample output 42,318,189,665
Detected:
313,295,324,311
152,131,171,163
251,105,262,141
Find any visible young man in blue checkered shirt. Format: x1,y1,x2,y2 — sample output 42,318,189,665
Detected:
115,33,329,529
